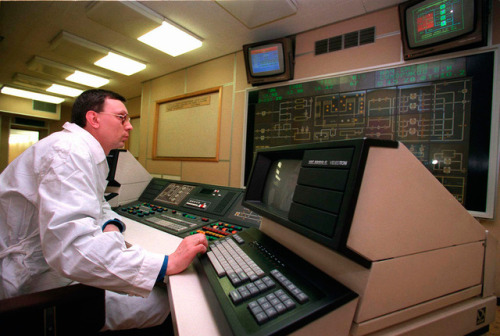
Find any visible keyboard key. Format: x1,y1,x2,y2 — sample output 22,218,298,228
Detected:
253,311,268,325
238,288,252,300
207,251,225,277
232,234,244,244
262,276,276,288
248,301,259,311
260,300,272,311
254,279,267,292
264,307,278,320
247,283,260,296
229,290,243,304
283,299,296,310
270,269,309,304
275,302,287,314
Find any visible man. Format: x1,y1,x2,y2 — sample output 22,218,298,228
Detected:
0,89,208,330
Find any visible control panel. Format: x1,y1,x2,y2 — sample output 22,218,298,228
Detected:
114,178,262,240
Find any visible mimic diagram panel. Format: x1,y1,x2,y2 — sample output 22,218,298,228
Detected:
247,53,494,210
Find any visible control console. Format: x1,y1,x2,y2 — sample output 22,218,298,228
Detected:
115,178,261,240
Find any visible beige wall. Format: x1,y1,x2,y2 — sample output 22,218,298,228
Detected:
138,52,250,186
140,3,500,189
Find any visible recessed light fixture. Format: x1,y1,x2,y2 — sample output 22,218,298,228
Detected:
66,70,109,88
46,84,83,97
138,21,202,57
1,86,65,104
94,52,147,75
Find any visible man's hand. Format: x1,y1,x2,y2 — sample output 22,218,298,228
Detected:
166,234,208,275
103,224,121,232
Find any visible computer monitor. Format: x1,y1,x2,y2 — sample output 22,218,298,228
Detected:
105,149,151,206
244,139,396,266
243,138,486,266
243,37,294,86
398,0,488,60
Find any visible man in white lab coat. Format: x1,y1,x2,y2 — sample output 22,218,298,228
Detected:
0,89,208,331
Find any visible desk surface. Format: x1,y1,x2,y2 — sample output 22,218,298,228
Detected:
122,217,231,336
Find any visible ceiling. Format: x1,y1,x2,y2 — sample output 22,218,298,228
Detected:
0,0,406,108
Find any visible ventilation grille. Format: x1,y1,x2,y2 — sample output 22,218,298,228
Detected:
13,117,46,128
33,100,57,113
315,26,375,56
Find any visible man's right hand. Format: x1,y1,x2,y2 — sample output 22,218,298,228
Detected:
166,234,208,275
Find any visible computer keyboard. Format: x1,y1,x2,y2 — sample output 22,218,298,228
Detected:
198,227,358,336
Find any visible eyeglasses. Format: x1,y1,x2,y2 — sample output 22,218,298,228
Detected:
100,112,131,125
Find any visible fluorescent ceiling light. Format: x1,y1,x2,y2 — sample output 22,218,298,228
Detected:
46,84,83,97
138,21,202,57
1,86,65,104
94,52,146,75
66,70,109,87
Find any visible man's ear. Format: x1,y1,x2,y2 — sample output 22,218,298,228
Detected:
85,110,100,129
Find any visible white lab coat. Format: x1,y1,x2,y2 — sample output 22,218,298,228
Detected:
0,122,169,330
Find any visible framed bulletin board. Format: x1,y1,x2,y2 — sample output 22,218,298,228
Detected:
153,87,222,161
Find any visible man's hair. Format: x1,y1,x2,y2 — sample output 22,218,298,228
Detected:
71,89,126,127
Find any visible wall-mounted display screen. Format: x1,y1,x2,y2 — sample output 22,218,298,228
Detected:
398,0,488,60
249,44,285,76
243,37,294,86
406,0,475,48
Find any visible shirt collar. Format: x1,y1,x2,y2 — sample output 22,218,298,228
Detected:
62,122,107,164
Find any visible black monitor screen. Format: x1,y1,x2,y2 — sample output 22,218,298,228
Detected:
262,159,302,213
405,0,475,48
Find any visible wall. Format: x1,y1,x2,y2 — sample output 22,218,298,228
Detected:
140,3,500,292
140,4,500,187
0,99,71,171
139,52,250,186
140,6,402,186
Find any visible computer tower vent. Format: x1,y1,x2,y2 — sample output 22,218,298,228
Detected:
314,26,375,56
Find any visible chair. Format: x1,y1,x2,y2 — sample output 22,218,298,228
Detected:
0,283,105,335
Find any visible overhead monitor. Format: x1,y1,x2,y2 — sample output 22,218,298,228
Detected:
243,37,295,86
398,0,488,60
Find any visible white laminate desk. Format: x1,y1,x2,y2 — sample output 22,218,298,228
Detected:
122,217,232,336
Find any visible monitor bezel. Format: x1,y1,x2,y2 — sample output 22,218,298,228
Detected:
247,42,286,77
243,37,295,86
398,0,488,60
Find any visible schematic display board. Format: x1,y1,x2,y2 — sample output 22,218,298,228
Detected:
246,52,495,214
